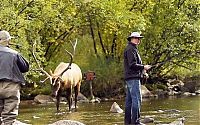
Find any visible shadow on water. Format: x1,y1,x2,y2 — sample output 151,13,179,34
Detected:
18,96,200,125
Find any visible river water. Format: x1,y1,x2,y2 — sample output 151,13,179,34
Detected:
18,95,200,125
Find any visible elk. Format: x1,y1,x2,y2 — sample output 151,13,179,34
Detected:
32,40,82,112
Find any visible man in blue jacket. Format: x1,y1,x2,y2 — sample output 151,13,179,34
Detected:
0,30,29,125
124,32,151,125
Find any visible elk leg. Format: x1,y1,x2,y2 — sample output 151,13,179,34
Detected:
66,88,72,112
56,89,61,112
74,85,79,111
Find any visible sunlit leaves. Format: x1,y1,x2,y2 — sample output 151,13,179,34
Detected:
140,0,200,77
0,0,199,84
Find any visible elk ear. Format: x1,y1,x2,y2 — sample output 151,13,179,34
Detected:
49,69,53,75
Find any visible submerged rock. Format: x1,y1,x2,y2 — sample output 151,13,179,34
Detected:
141,116,154,123
13,120,31,125
110,102,123,113
141,85,153,98
157,117,185,125
169,117,185,125
77,93,89,103
34,94,53,104
48,120,85,125
90,97,101,103
195,90,200,95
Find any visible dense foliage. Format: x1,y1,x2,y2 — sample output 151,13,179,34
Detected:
0,0,199,97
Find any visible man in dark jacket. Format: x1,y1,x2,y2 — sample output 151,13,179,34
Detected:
124,32,151,125
0,30,29,125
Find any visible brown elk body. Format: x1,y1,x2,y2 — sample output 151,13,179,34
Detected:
51,62,82,111
32,40,82,112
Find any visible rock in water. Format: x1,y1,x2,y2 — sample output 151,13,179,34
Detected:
48,120,85,125
13,120,31,125
141,85,153,98
34,94,53,104
169,117,185,125
110,102,123,113
141,116,154,123
157,117,185,125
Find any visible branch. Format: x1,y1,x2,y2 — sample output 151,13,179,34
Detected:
171,61,192,70
18,0,35,15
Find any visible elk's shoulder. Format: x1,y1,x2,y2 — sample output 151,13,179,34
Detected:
53,62,68,75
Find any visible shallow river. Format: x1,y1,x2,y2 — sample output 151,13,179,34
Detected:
18,95,200,125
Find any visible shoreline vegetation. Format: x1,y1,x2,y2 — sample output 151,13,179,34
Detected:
21,75,200,102
21,81,200,105
0,0,198,107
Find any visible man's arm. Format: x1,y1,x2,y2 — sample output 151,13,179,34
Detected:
126,49,144,71
17,54,29,73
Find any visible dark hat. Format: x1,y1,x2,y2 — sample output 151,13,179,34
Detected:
127,32,143,41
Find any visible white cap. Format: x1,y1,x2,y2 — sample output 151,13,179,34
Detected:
0,30,14,43
127,32,143,41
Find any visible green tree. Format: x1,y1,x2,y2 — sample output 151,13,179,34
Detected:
140,0,200,78
0,0,199,97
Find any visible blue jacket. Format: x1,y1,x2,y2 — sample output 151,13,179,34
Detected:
124,42,144,80
0,45,29,85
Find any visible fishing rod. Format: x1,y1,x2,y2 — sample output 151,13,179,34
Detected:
150,61,167,69
141,61,170,84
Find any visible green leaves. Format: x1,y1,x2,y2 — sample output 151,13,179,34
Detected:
0,0,199,85
141,0,200,77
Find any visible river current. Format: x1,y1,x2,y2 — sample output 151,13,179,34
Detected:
18,95,200,125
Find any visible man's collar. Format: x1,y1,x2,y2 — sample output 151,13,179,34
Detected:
128,42,137,47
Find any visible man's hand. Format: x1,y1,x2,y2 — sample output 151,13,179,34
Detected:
144,65,152,70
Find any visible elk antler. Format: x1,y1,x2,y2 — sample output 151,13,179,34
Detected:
70,38,77,55
60,39,78,76
32,41,52,84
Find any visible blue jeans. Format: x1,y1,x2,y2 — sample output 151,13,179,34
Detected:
124,79,142,125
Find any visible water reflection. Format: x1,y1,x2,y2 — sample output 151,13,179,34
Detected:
18,96,200,125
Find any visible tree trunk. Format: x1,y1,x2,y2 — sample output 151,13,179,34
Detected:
96,22,107,58
88,14,98,57
111,33,117,59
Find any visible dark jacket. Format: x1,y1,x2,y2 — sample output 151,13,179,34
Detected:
0,45,29,85
124,42,144,80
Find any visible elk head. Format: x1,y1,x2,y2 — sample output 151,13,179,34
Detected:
32,40,77,97
50,75,63,97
